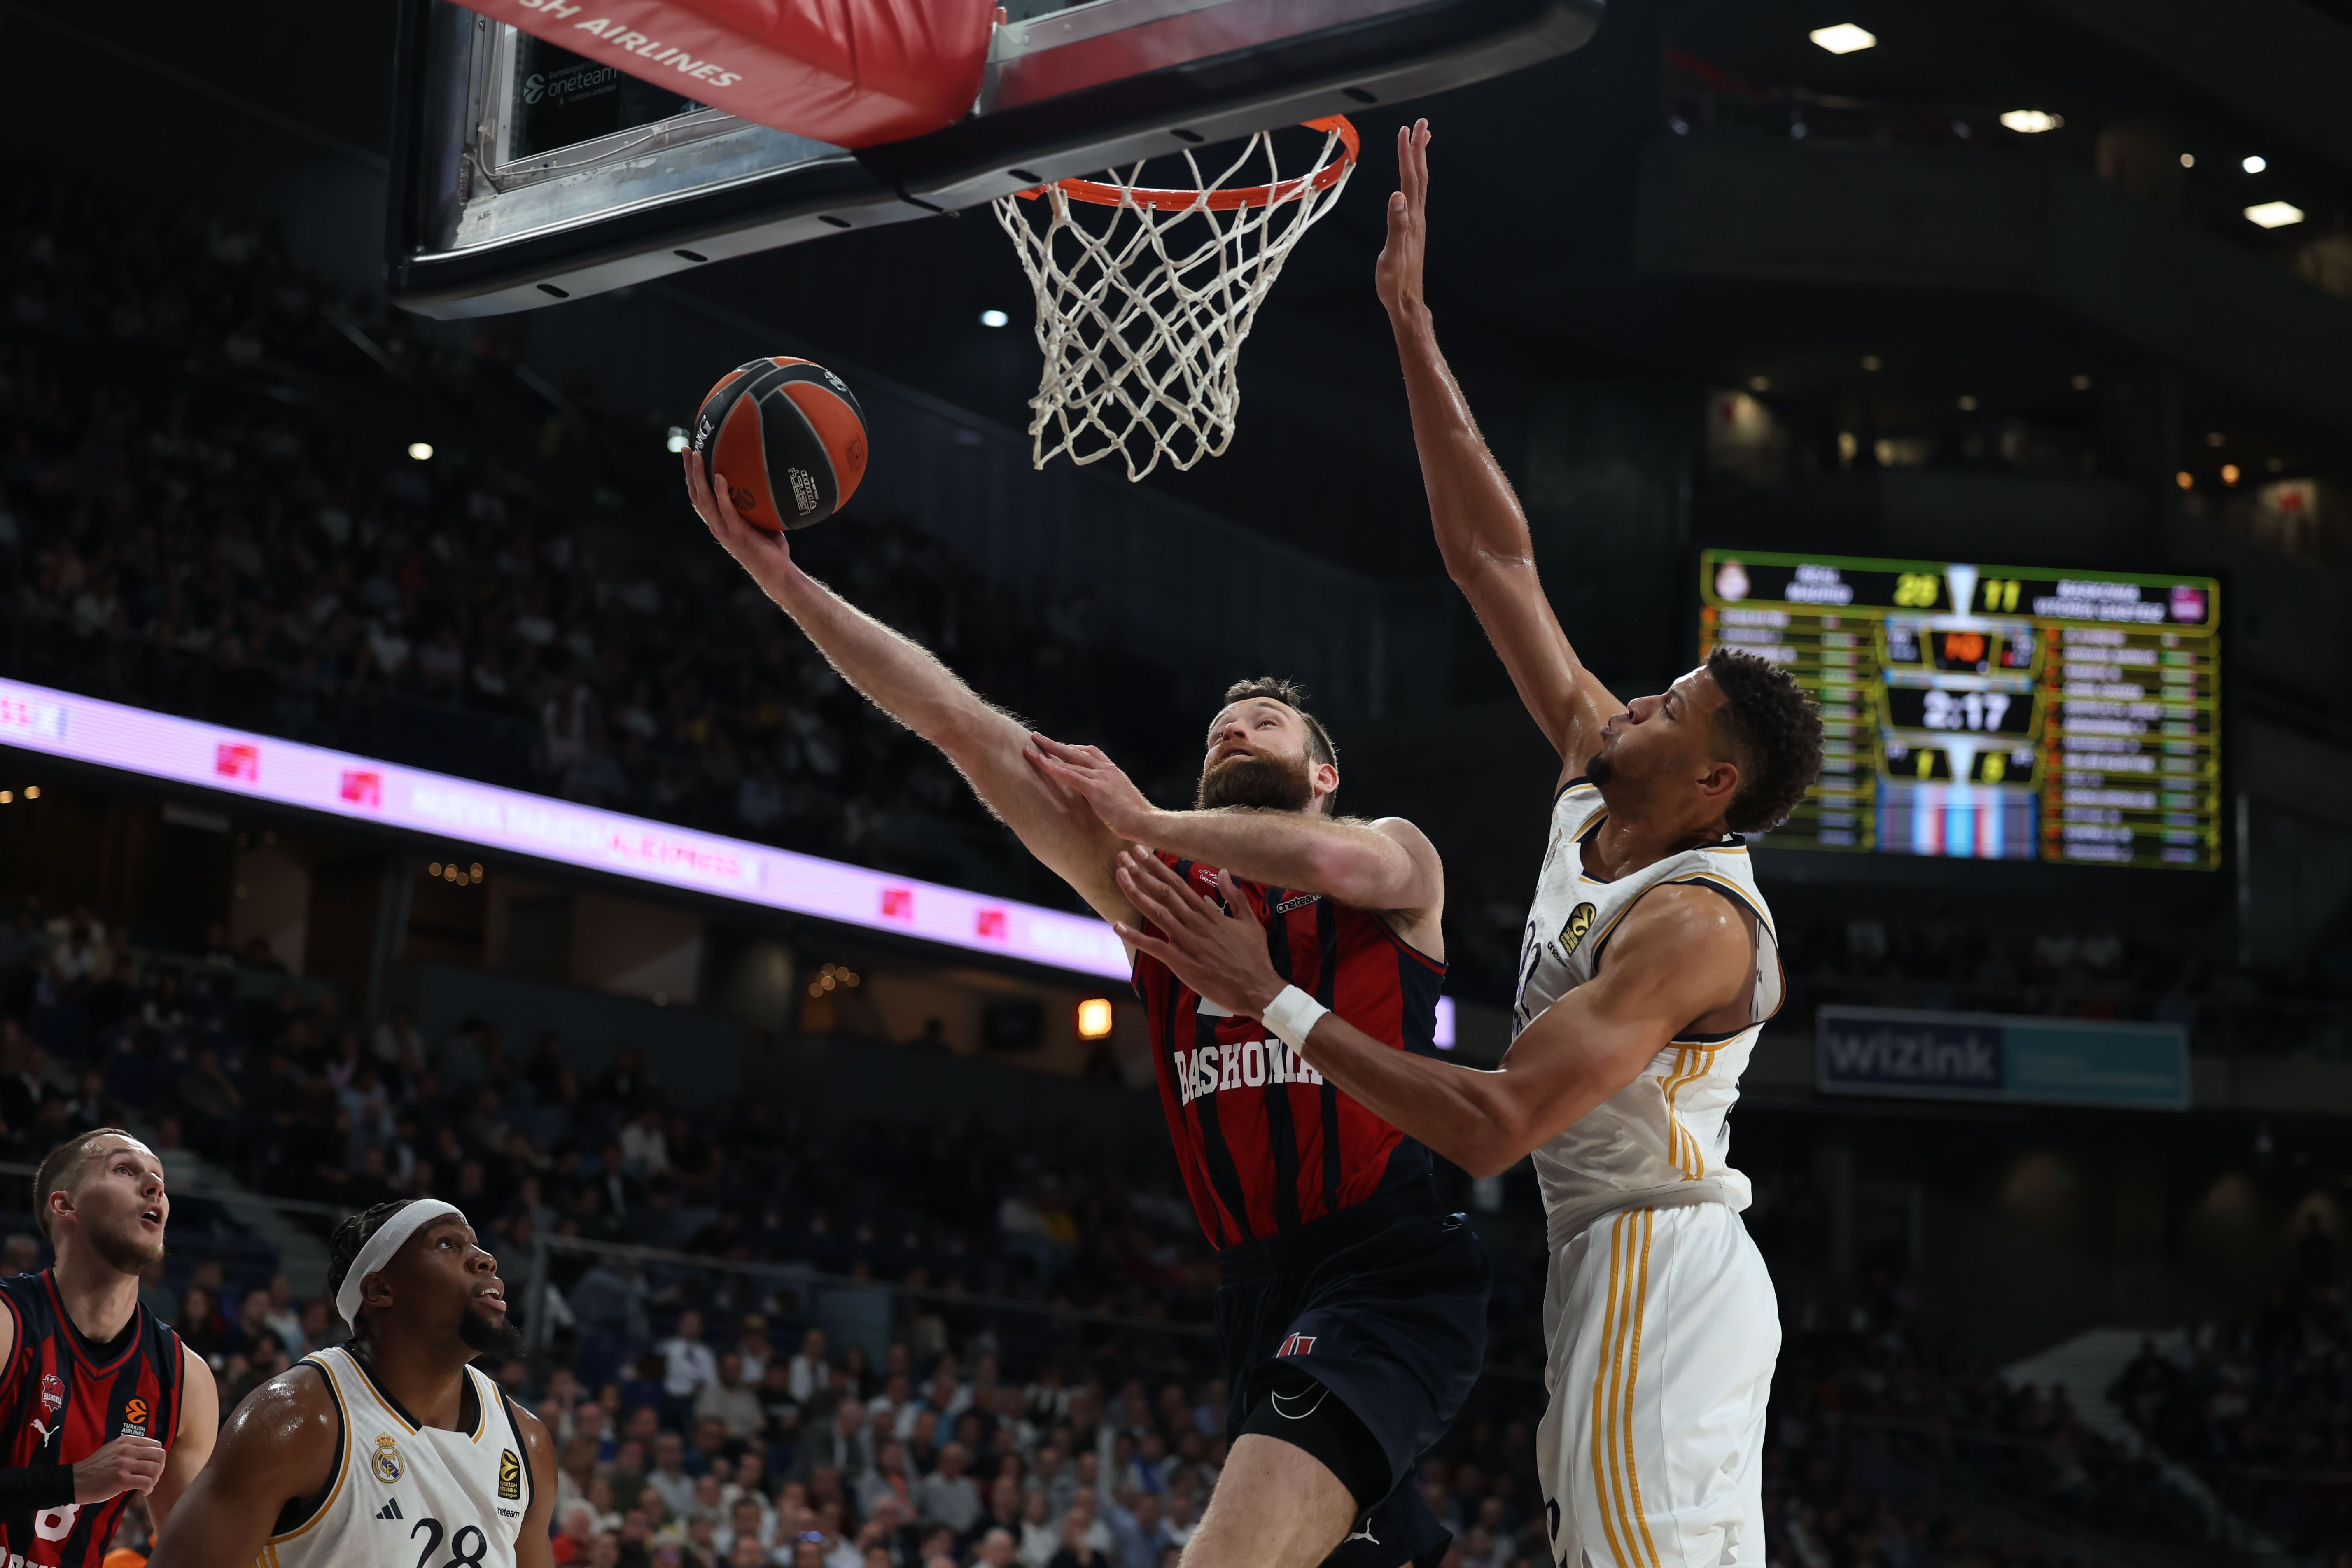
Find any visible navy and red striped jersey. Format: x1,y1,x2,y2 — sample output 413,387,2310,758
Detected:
0,1270,184,1567
1133,854,1447,1248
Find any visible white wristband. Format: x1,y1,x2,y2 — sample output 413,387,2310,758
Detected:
1260,985,1328,1050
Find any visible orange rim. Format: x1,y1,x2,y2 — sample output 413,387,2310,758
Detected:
1017,116,1359,212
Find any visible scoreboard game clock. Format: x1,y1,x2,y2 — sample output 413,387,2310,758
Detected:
1696,550,2222,870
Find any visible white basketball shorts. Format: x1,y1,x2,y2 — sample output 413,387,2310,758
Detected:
1533,1201,1778,1568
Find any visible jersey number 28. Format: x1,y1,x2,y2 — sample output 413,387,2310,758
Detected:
411,1517,490,1568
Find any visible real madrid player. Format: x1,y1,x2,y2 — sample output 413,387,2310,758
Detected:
1107,121,1824,1568
0,1131,218,1567
148,1201,555,1568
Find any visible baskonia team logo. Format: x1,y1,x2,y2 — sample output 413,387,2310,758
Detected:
373,1434,406,1484
1559,903,1596,957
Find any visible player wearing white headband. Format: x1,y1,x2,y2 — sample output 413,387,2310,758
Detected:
148,1199,556,1568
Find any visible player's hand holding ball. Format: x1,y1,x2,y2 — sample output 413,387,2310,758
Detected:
74,1433,167,1502
684,355,867,599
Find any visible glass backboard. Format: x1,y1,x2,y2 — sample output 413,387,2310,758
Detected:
387,0,1603,317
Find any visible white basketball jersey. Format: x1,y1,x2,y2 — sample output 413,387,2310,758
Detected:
255,1346,532,1568
1511,779,1784,1244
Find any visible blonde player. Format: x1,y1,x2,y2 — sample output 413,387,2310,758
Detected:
1099,120,1824,1568
148,1200,556,1568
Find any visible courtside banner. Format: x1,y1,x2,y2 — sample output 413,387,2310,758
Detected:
0,677,1128,982
1816,1005,2188,1111
458,0,990,148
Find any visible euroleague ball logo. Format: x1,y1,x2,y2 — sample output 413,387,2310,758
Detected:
522,72,546,105
1558,902,1597,957
728,485,757,516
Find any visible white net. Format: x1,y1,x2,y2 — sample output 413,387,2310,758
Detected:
993,121,1356,480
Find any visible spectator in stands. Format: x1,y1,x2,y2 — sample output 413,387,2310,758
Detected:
698,1351,765,1443
915,1442,981,1536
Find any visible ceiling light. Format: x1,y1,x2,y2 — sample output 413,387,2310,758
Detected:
2245,201,2304,228
1957,394,1978,411
23,787,36,800
406,442,434,461
2241,155,2266,174
2175,471,2194,490
2179,153,2195,168
1076,998,1115,1040
2220,464,2240,486
2205,431,2225,447
979,309,1010,328
2071,374,2093,391
1747,375,1771,392
1809,23,1876,53
664,426,689,453
1860,355,1882,371
1999,110,2063,134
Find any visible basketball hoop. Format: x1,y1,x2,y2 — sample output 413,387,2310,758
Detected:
994,117,1360,480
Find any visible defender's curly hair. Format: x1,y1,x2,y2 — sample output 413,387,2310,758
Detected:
1706,646,1825,835
326,1200,418,1317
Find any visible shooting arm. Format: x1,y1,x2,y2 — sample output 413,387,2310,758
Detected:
688,456,1130,926
1377,122,1617,764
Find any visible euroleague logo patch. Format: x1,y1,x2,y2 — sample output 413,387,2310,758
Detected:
499,1448,523,1501
121,1398,149,1439
1558,902,1597,957
372,1434,405,1484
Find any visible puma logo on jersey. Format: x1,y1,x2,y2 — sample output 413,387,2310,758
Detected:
28,1419,52,1444
1344,1525,1380,1545
1171,1038,1325,1104
376,1498,404,1521
1557,903,1596,957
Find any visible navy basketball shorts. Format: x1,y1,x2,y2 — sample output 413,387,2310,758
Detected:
1213,1179,1492,1568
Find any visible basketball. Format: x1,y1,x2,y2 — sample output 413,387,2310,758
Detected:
691,356,868,531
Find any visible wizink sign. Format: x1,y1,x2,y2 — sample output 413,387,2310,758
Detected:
1817,1006,2189,1111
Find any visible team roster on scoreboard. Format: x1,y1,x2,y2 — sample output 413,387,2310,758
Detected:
1696,551,2222,870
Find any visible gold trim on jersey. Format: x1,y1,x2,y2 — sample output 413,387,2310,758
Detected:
1657,1048,1722,1180
1590,1208,1665,1568
261,1355,352,1550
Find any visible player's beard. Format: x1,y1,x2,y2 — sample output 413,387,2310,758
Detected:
1585,751,1615,787
1196,749,1314,812
460,1302,523,1360
89,1216,163,1276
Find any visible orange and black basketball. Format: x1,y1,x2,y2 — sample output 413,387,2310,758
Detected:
692,357,868,530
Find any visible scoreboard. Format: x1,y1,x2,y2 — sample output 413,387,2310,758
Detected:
1696,551,2222,869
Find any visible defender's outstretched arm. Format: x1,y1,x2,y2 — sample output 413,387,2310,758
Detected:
688,455,1134,928
1377,121,1621,770
1113,852,1749,1177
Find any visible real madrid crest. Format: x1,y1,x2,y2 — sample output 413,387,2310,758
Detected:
1558,902,1597,957
372,1433,405,1484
